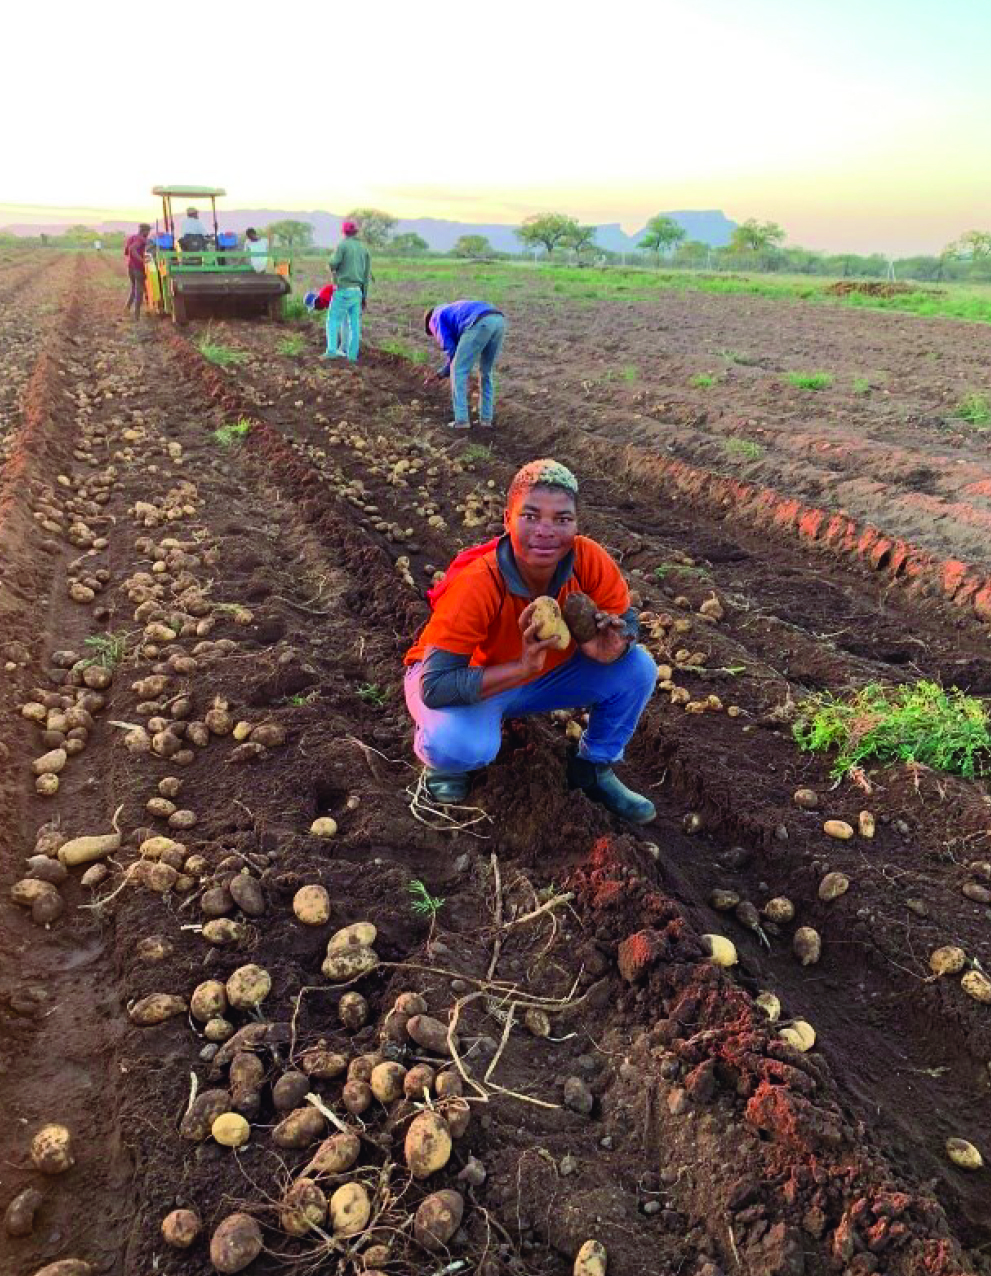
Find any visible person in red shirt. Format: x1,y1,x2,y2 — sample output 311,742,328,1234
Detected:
123,223,151,319
404,458,657,823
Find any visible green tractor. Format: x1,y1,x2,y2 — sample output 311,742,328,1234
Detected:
145,185,293,324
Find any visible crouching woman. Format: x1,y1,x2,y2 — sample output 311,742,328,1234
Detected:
403,459,657,824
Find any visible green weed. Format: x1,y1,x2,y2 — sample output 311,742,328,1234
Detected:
408,879,445,918
277,334,306,356
462,442,493,464
196,334,250,367
793,680,991,778
212,418,253,447
718,350,758,366
380,337,431,366
952,392,991,427
283,295,311,321
786,371,833,390
80,632,127,670
285,690,319,706
723,438,764,460
654,562,710,581
357,683,388,707
691,373,717,388
852,377,871,394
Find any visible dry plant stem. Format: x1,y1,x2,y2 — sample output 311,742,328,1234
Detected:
305,1092,350,1133
486,853,504,981
500,892,575,931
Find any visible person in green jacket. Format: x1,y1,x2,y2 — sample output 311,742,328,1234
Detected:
323,220,371,361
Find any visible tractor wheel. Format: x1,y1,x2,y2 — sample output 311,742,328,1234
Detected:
171,292,188,326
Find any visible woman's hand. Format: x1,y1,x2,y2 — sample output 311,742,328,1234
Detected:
579,612,630,664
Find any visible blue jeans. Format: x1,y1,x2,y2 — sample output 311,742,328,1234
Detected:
325,287,362,360
404,643,656,772
452,313,505,423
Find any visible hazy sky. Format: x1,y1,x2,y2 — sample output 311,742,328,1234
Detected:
3,0,988,254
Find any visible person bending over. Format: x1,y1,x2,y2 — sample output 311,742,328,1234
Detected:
404,458,656,823
424,300,505,429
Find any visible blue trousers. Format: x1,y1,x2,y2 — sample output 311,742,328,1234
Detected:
325,287,362,360
452,314,505,423
404,644,656,773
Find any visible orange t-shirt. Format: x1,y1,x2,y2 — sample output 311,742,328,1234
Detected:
405,536,629,686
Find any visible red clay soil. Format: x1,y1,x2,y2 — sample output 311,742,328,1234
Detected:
1,253,991,1276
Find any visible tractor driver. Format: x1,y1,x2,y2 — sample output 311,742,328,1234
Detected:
181,207,210,247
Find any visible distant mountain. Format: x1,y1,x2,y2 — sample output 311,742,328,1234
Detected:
2,208,738,252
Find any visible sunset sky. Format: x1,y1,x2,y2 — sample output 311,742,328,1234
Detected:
3,0,988,255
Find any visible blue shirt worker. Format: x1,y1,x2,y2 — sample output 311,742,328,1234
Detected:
425,300,506,429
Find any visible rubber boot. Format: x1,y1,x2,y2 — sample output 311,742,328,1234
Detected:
423,768,470,804
567,755,656,825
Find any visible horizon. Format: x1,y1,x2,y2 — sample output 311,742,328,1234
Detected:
3,0,989,258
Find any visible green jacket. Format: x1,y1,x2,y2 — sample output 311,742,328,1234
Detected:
330,237,371,299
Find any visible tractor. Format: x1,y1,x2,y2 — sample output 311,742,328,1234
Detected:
145,185,293,324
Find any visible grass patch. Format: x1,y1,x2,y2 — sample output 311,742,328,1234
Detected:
277,334,306,356
723,437,764,460
718,349,758,366
654,562,710,581
196,333,250,367
852,377,871,394
80,632,127,670
283,295,311,321
786,371,833,390
793,680,991,779
691,373,717,388
356,682,389,707
952,392,991,427
212,418,253,447
463,442,493,464
379,337,431,366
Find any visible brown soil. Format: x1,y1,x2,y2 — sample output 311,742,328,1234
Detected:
2,251,991,1276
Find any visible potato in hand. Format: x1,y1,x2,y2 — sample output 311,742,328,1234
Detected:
524,597,571,650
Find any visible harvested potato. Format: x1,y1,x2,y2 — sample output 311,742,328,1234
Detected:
779,1020,816,1052
348,1054,380,1083
342,1080,373,1116
404,1063,436,1099
526,596,571,649
701,934,738,967
823,819,854,840
962,970,991,1004
525,1007,551,1038
5,1186,44,1237
322,946,378,982
33,748,67,776
395,991,429,1016
161,1207,201,1248
280,1178,327,1236
251,723,286,748
136,936,173,962
763,897,795,923
35,774,59,796
180,1090,231,1141
139,835,185,862
293,885,331,925
229,874,265,917
28,1263,92,1276
31,1124,74,1175
818,872,850,902
58,828,122,867
414,1189,464,1251
129,993,188,1025
230,1052,265,1091
201,886,235,917
793,927,821,966
710,888,740,911
755,991,781,1022
190,980,228,1022
371,1061,407,1104
858,810,875,838
575,1238,608,1276
202,919,246,946
210,1212,263,1274
339,991,369,1031
405,1111,453,1179
212,1112,251,1147
946,1138,983,1170
272,1106,325,1149
406,1013,451,1054
327,921,377,952
305,1130,362,1176
226,964,271,1010
330,1181,371,1236
273,1071,310,1113
439,1096,471,1138
561,592,600,644
310,817,338,838
205,1017,235,1043
300,1048,347,1079
11,877,56,908
930,946,967,976
435,1070,464,1099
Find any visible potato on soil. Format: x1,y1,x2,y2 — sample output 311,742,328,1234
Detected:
330,1181,371,1236
5,1186,44,1237
348,1053,380,1083
31,1124,74,1174
35,774,59,796
793,927,822,966
251,722,286,748
201,885,235,917
129,993,188,1025
293,884,330,925
212,1112,251,1147
272,1071,310,1113
404,1063,436,1099
701,934,738,967
180,1089,232,1141
305,1130,361,1176
210,1212,263,1274
230,1052,265,1091
139,835,185,862
29,1263,93,1276
191,980,228,1022
818,871,850,902
414,1189,464,1251
57,828,123,867
755,991,781,1022
300,1048,347,1079
310,816,338,837
961,970,991,1003
710,888,740,911
328,920,377,952
823,819,854,840
203,919,246,946
779,1019,816,1052
575,1238,608,1276
406,1013,451,1054
371,1061,407,1104
136,935,173,962
229,874,265,917
339,990,369,1031
272,1105,326,1149
930,946,967,976
525,1007,551,1038
439,1096,471,1138
322,945,378,982
562,592,600,644
33,748,67,776
405,1110,453,1179
162,1207,201,1248
342,1079,373,1115
947,1138,983,1169
528,596,571,649
226,964,271,1010
763,896,795,923
280,1178,327,1236
435,1070,464,1099
205,1017,235,1043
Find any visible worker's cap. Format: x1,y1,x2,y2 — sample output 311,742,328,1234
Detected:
341,219,359,236
186,206,199,216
